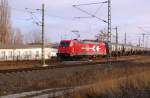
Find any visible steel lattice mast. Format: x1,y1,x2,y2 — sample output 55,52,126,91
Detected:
107,0,112,57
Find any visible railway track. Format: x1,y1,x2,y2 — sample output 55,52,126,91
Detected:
0,55,145,74
0,60,119,74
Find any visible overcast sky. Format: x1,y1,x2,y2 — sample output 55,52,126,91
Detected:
8,0,150,47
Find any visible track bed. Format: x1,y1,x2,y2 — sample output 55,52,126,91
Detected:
0,55,147,71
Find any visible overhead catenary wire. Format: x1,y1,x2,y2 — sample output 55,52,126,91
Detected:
44,12,75,21
74,3,105,19
94,3,104,15
73,1,108,6
73,5,107,23
11,7,76,22
11,5,108,24
11,7,41,25
11,7,27,13
12,6,94,32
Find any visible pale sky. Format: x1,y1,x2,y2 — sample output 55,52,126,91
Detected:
9,0,150,47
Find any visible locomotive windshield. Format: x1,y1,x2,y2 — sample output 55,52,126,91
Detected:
60,41,70,47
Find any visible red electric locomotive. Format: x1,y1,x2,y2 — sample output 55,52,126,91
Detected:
57,39,108,60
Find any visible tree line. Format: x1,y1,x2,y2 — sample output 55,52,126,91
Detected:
0,0,42,45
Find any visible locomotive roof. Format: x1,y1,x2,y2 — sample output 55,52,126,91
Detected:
61,39,104,44
80,40,103,44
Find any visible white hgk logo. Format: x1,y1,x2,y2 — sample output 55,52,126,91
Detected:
82,46,101,52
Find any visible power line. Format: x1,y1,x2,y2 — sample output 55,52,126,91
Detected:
73,5,107,23
138,27,150,34
73,1,108,6
94,3,104,15
25,8,42,26
74,3,105,19
44,13,75,21
11,7,41,24
11,7,27,13
11,7,75,21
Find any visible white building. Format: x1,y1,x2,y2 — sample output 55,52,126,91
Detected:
0,44,58,61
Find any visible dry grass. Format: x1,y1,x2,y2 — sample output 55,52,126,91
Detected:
61,67,150,98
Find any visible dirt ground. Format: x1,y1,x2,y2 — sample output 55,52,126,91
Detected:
0,59,57,70
0,55,150,97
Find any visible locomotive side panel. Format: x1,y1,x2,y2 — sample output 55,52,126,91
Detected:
74,41,107,56
57,40,107,59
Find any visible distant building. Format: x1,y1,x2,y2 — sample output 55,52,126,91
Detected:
0,44,58,61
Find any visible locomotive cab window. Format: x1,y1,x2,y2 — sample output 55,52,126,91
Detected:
60,41,70,47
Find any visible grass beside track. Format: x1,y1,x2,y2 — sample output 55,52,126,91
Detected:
59,56,150,98
0,55,149,97
62,70,150,98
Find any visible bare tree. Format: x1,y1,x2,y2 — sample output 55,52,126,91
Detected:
25,29,49,44
95,30,108,42
29,29,42,44
0,0,12,44
13,28,23,45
